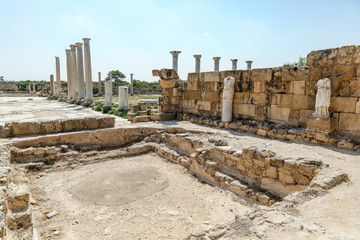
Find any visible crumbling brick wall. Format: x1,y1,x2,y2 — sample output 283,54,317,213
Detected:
159,45,360,137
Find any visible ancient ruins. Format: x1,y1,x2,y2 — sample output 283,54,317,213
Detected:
0,44,359,240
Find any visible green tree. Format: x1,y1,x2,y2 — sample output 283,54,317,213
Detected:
105,70,128,86
283,56,307,68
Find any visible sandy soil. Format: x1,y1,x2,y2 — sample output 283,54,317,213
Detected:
29,153,251,240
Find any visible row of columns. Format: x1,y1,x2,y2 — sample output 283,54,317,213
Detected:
170,51,253,74
28,83,36,93
62,38,93,103
98,71,134,97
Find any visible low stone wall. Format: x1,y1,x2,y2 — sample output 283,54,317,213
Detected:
158,45,360,138
0,116,115,138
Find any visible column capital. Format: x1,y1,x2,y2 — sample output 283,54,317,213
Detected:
75,42,83,47
130,73,134,76
82,38,91,44
170,51,181,56
193,54,202,59
231,59,238,63
65,49,70,53
70,44,76,50
213,57,221,61
245,60,253,64
55,56,59,60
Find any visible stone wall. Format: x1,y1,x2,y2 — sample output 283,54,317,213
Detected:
159,45,360,137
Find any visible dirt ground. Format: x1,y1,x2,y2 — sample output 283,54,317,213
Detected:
29,153,251,240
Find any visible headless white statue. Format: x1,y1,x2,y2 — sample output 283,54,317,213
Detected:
313,78,331,118
222,76,235,122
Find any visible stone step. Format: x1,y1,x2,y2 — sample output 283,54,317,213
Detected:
132,116,150,123
77,144,101,152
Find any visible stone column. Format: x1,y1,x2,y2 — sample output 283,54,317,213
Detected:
69,45,78,99
118,86,129,110
194,55,201,73
55,56,61,96
50,74,54,95
246,61,253,70
65,49,72,100
170,51,181,74
75,42,85,100
83,38,93,103
104,73,113,107
231,59,238,70
28,84,31,93
33,83,36,93
98,72,102,94
130,73,134,96
222,76,235,122
213,57,221,72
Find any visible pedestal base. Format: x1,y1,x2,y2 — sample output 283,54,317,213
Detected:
306,116,336,133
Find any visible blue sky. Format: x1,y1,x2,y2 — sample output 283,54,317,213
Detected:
1,0,360,82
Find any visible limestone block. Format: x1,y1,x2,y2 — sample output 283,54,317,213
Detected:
282,68,296,82
197,100,211,111
357,64,360,79
306,116,336,133
332,64,356,81
12,122,41,136
255,106,266,119
220,70,241,82
250,93,267,105
152,69,179,79
338,113,360,131
251,68,272,82
33,148,45,157
307,48,338,67
233,103,256,117
309,66,322,81
356,100,360,114
354,46,360,64
253,81,266,93
159,80,178,89
350,80,360,97
151,113,176,121
187,73,200,82
184,90,201,101
330,97,357,113
299,110,314,123
335,45,357,65
277,94,315,110
269,105,290,122
201,92,220,102
203,82,217,92
186,81,199,91
173,88,183,97
233,92,250,104
201,72,221,82
266,166,278,179
305,80,317,96
291,81,305,95
295,68,310,81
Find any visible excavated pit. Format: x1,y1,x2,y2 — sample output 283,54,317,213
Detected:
4,126,349,239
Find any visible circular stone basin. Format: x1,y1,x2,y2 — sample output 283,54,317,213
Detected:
68,166,169,206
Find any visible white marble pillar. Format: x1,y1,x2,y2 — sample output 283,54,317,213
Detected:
69,45,78,100
170,51,181,74
55,56,61,96
83,38,93,103
28,84,31,93
33,83,36,93
194,55,201,73
118,86,129,110
246,61,253,70
98,72,102,94
222,76,235,122
50,74,54,95
65,49,72,100
75,42,85,100
130,73,134,96
104,73,113,107
231,59,238,70
213,57,221,72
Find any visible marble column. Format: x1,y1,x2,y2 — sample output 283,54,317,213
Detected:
69,45,79,99
222,76,235,122
28,84,31,93
231,59,238,70
118,86,129,110
98,72,102,94
33,83,36,93
83,38,93,103
55,56,61,96
130,73,134,96
75,42,85,100
104,73,113,107
50,74,54,95
65,49,72,100
170,51,181,74
246,61,253,70
194,55,201,73
213,57,221,72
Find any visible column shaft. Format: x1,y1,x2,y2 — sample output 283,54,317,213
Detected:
75,43,85,100
130,73,134,96
213,57,221,72
50,74,54,95
55,57,61,96
194,55,201,73
83,38,93,103
65,49,72,100
70,45,79,99
98,72,102,94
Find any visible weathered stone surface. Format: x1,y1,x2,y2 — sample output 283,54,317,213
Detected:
201,72,221,82
159,79,179,89
291,81,306,95
338,113,360,132
332,64,356,81
269,105,290,122
12,122,41,136
307,48,338,67
335,45,357,65
152,69,179,79
197,100,211,111
306,116,336,133
330,97,357,113
251,68,272,82
233,104,256,117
